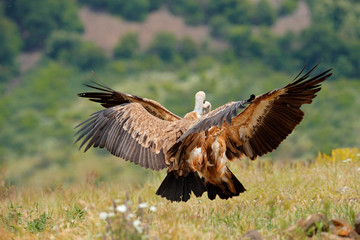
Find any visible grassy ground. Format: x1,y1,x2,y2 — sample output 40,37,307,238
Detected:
1,148,359,239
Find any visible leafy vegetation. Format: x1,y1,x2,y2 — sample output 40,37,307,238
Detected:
3,0,83,49
113,32,139,59
46,31,108,70
2,0,360,77
0,148,359,239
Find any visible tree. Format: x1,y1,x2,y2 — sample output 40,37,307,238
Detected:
46,31,107,70
249,28,282,69
148,32,177,62
148,0,164,11
296,24,343,67
109,0,150,22
0,15,22,66
206,0,253,24
0,5,22,83
78,0,110,9
226,26,252,57
279,0,298,16
168,0,205,25
251,0,276,26
4,0,83,49
113,32,139,59
209,15,230,38
177,37,198,61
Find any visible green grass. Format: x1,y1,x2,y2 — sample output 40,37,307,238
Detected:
1,148,359,239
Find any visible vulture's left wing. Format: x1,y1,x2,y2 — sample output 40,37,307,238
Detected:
169,65,332,160
78,80,181,121
75,102,192,171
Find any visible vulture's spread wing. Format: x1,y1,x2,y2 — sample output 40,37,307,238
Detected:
169,66,332,160
78,80,181,121
75,103,191,171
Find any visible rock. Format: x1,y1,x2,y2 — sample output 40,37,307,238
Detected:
241,230,263,240
297,213,329,237
355,213,360,235
320,232,346,240
331,219,354,237
330,218,360,240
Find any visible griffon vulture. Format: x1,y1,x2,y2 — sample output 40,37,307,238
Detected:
75,65,332,202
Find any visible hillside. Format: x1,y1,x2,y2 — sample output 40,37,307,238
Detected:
15,1,310,74
78,2,310,54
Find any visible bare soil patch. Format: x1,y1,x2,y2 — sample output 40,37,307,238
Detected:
271,1,312,35
79,7,226,55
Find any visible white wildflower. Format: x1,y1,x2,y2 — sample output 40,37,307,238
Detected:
149,206,157,212
337,186,351,194
108,212,115,218
138,202,148,208
126,213,135,220
114,199,122,203
99,212,108,220
133,219,143,233
116,204,127,213
343,158,352,163
357,167,360,171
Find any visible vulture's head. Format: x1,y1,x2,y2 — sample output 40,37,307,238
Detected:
194,91,206,116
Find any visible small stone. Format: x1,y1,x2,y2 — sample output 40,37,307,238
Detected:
355,213,360,235
296,213,329,237
330,218,360,239
320,232,345,240
241,230,263,240
331,219,353,237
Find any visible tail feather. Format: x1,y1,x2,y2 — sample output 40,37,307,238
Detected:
206,168,246,200
156,171,206,202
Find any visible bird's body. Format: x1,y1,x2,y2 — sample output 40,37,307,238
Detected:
75,65,332,202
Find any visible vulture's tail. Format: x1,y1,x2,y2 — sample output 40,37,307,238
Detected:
156,171,206,202
205,167,246,200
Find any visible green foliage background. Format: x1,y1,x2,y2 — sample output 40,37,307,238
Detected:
0,0,359,187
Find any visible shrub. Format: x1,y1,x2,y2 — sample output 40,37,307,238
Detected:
113,32,139,59
177,37,198,61
4,0,83,49
0,16,22,66
109,0,150,22
251,0,277,26
226,25,252,57
168,0,205,25
206,0,253,24
46,31,107,70
148,32,177,62
209,15,230,38
279,0,298,16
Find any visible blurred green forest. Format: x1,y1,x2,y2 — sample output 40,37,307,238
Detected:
0,0,359,187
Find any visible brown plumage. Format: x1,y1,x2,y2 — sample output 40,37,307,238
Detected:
75,65,332,202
